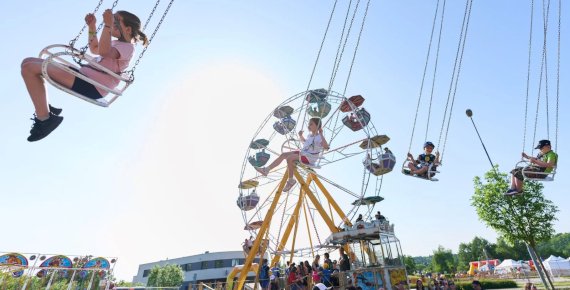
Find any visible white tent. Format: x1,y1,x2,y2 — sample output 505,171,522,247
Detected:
495,259,531,274
543,255,570,276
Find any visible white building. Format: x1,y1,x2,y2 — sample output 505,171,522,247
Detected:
132,251,261,289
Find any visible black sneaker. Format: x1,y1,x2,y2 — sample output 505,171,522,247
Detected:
49,104,62,116
27,113,64,142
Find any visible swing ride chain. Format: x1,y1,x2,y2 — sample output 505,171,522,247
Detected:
126,0,175,82
69,0,105,50
143,0,162,31
408,0,442,155
70,0,120,65
523,0,535,153
440,0,473,162
298,0,338,140
328,0,360,93
341,0,371,97
438,0,473,163
555,0,560,152
532,0,551,148
425,0,447,143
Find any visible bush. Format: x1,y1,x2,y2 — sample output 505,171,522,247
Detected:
456,280,518,290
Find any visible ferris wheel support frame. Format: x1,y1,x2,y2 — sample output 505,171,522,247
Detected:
236,167,353,289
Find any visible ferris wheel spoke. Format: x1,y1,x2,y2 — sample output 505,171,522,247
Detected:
306,170,362,199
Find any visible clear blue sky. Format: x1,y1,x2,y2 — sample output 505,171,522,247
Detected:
1,0,568,281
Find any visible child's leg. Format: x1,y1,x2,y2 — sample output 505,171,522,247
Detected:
407,162,416,172
285,153,300,180
265,152,297,171
414,166,428,175
514,177,524,192
21,58,75,119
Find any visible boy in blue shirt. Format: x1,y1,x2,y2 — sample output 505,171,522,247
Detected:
406,141,440,177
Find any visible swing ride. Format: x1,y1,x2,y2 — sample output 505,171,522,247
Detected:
402,0,475,182
511,0,561,183
0,252,117,290
38,0,174,107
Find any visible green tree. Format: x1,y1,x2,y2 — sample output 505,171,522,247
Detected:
403,255,417,274
457,237,496,271
431,246,456,274
147,264,184,287
471,168,559,289
494,235,529,260
116,280,145,287
538,232,570,257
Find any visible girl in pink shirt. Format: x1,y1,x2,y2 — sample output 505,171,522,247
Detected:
21,9,148,142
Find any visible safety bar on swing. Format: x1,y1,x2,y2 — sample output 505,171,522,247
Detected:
281,138,325,170
401,159,440,182
39,44,132,107
515,160,557,182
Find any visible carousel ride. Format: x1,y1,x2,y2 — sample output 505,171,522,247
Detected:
0,252,117,290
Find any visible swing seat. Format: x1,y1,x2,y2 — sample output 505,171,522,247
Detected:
237,192,260,211
340,95,365,112
307,100,332,118
516,161,557,182
306,88,328,103
273,117,297,135
342,108,371,131
248,150,270,168
401,160,439,181
39,44,132,107
273,105,294,118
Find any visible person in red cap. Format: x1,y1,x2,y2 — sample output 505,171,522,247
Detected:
505,139,558,196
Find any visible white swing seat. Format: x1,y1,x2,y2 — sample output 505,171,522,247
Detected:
516,161,557,182
401,160,439,182
39,44,133,107
281,138,324,170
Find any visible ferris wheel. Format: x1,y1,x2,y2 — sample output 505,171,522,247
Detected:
232,89,396,289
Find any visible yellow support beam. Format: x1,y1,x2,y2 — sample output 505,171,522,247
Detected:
312,175,353,227
302,197,315,260
293,171,338,234
236,173,288,290
269,172,311,266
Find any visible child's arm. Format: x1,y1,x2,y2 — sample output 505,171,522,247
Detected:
407,153,416,165
298,130,306,143
85,14,99,54
435,151,440,164
529,155,555,168
97,9,120,59
319,127,330,150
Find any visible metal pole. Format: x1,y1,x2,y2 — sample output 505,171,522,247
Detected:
466,109,495,169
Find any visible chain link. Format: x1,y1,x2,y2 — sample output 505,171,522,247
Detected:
69,0,105,49
438,0,473,163
126,0,175,82
425,0,447,143
341,0,371,97
408,0,442,155
532,0,551,149
554,0,562,151
70,0,120,65
523,0,535,153
328,0,360,92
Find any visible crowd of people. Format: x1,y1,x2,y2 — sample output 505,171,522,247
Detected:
258,247,352,290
